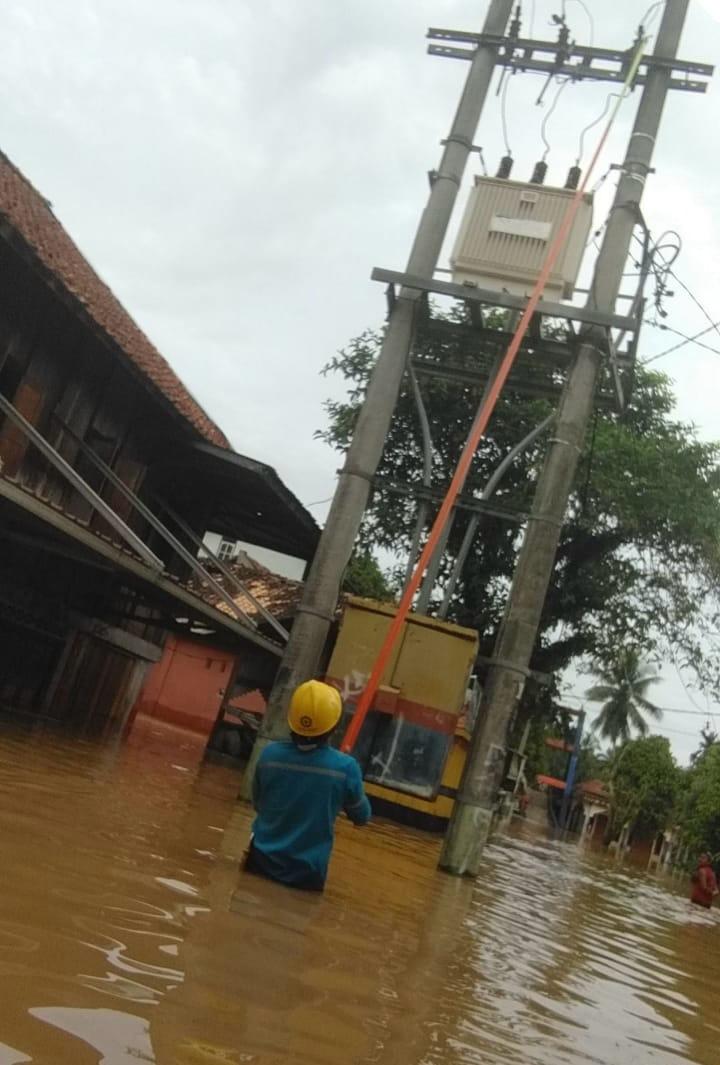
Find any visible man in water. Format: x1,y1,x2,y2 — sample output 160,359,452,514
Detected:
690,853,718,909
245,680,371,891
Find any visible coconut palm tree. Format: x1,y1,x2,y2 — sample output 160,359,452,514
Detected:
586,648,662,745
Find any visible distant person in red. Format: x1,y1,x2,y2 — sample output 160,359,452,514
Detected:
690,853,718,909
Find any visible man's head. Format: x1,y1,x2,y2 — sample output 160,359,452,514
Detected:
288,680,343,747
699,852,711,866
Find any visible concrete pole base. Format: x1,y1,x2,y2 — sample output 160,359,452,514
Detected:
438,801,494,877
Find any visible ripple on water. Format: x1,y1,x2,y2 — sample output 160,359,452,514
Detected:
0,730,716,1064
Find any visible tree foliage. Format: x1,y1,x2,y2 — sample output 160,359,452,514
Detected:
319,312,720,702
586,648,662,745
677,740,720,856
342,550,394,601
608,735,679,835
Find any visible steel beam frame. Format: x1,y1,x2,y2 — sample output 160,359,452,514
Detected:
371,268,637,334
426,29,713,93
375,478,526,524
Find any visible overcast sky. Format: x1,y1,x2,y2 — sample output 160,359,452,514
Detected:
2,0,718,761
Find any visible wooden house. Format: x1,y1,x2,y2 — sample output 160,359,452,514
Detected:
0,150,318,737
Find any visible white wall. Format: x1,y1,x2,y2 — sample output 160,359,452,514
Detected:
200,532,305,580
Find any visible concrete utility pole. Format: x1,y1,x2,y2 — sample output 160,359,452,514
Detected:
440,0,694,875
240,0,514,797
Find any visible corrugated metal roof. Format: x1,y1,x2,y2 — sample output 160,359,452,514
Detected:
0,151,229,447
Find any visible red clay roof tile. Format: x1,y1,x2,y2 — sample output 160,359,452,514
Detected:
0,151,229,447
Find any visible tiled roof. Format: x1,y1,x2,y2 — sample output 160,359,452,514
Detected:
201,554,303,627
0,151,228,447
579,778,609,800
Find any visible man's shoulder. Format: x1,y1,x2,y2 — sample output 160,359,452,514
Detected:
258,740,294,764
319,747,361,777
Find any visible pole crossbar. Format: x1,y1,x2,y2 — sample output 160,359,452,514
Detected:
426,29,712,92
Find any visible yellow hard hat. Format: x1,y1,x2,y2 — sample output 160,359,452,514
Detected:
288,680,342,738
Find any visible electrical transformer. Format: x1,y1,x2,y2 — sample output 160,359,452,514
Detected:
450,175,593,301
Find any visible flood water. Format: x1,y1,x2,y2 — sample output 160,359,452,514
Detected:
0,726,717,1065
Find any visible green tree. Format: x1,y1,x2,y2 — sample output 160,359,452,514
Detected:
342,550,394,601
319,312,720,704
586,648,662,745
676,742,720,857
609,735,679,838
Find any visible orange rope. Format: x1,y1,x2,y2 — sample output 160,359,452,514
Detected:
341,41,646,753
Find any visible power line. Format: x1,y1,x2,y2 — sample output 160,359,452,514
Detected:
576,93,621,165
629,230,720,364
667,266,720,345
653,724,704,739
564,692,718,717
643,320,720,364
641,2,666,33
564,0,595,47
541,77,571,160
643,319,720,360
500,71,513,157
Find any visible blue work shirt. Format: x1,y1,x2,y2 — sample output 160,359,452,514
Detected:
251,740,371,888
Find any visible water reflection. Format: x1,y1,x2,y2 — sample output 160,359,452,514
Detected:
30,1007,154,1062
0,727,715,1063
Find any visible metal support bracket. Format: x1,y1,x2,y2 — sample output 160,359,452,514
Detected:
426,29,713,94
371,268,638,335
157,497,290,642
476,654,552,687
52,416,260,631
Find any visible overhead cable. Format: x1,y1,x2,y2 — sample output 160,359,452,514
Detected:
564,0,595,46
667,266,720,345
540,77,571,160
640,1,666,34
643,320,720,360
576,93,621,165
500,71,514,157
643,319,720,364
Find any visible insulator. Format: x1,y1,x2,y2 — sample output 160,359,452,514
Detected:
530,160,548,184
565,165,582,190
496,155,514,179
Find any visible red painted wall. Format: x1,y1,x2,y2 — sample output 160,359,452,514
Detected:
129,635,236,739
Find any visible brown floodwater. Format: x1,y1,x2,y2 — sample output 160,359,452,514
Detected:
0,724,717,1065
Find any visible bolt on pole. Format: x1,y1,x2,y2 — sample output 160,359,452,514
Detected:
239,0,515,799
440,0,695,876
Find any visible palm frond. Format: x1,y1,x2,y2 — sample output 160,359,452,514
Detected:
586,684,615,701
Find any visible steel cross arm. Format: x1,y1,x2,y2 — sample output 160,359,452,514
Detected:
51,416,259,631
0,392,164,570
371,268,636,334
410,357,565,399
375,478,527,524
426,30,713,92
155,497,290,642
